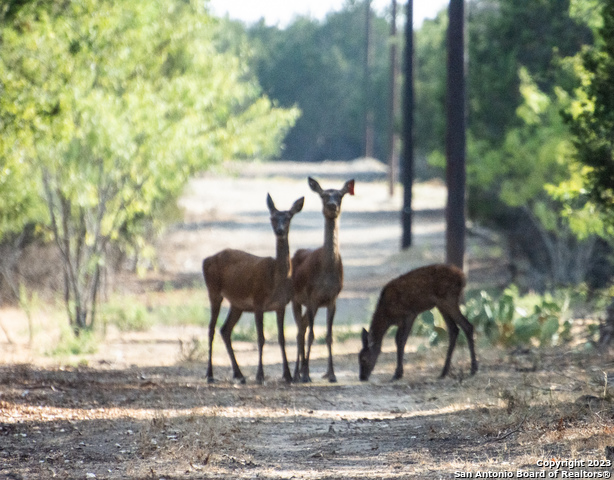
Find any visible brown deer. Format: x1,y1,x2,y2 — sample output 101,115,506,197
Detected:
203,194,304,384
359,264,478,381
292,177,354,383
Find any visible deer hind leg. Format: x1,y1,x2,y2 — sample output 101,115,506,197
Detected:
292,301,307,382
300,306,317,383
220,306,246,384
276,308,292,383
254,311,266,385
392,314,416,381
438,309,460,378
206,293,223,383
439,301,478,377
455,311,478,376
322,302,337,383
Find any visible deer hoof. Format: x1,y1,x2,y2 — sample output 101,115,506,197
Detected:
206,377,215,384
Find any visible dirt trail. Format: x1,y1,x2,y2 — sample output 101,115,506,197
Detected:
1,160,611,480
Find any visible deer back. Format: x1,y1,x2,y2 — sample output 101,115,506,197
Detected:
204,249,290,312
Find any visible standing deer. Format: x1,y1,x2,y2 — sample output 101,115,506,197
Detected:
292,176,354,383
203,194,304,384
359,264,478,381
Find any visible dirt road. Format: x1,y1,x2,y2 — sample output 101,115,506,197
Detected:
1,160,611,479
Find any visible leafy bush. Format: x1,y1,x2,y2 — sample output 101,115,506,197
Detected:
465,286,573,347
409,286,574,348
49,328,98,357
102,304,152,333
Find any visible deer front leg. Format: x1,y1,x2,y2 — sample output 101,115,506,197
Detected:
206,295,222,383
392,315,415,381
276,308,292,383
322,302,337,383
254,311,266,384
220,306,246,384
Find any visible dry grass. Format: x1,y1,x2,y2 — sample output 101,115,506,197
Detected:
1,332,613,479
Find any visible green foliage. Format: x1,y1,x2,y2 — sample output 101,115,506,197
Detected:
414,11,447,163
467,0,592,150
247,1,391,161
0,0,298,333
102,304,152,333
465,287,573,347
562,0,614,229
49,327,99,357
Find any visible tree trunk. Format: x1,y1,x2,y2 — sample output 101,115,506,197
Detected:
445,0,466,270
387,0,400,196
401,0,414,249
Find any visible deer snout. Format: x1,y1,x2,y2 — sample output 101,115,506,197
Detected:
324,203,339,217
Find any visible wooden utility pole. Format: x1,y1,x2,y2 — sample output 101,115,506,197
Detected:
387,0,400,196
401,0,414,249
364,0,375,158
445,0,466,269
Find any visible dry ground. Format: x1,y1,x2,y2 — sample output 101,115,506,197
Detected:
1,160,613,479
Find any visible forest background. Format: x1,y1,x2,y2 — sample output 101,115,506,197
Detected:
1,0,614,347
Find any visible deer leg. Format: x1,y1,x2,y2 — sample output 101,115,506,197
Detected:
439,311,460,378
301,307,316,383
322,302,337,383
276,308,292,383
206,294,223,383
255,311,266,385
220,306,246,384
292,302,306,382
392,315,416,381
453,311,478,375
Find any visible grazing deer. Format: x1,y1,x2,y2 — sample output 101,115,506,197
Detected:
292,177,354,383
359,264,478,381
203,194,304,384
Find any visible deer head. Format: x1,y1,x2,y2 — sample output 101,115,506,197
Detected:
267,194,304,238
358,328,379,381
308,177,354,220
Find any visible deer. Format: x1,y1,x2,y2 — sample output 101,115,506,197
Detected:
358,263,478,382
202,194,304,385
291,176,354,383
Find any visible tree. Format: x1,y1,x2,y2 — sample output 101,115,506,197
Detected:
445,0,467,270
560,0,614,344
247,2,391,161
564,0,614,223
0,0,298,334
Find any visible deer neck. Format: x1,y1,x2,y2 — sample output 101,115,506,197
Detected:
322,216,340,268
275,235,291,279
368,310,388,354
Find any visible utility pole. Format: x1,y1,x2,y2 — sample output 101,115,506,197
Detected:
401,0,414,249
445,0,466,269
364,0,375,158
387,0,400,196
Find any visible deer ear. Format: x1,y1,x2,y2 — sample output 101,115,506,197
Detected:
343,179,355,196
308,177,323,194
361,328,369,348
266,193,277,214
290,197,305,215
